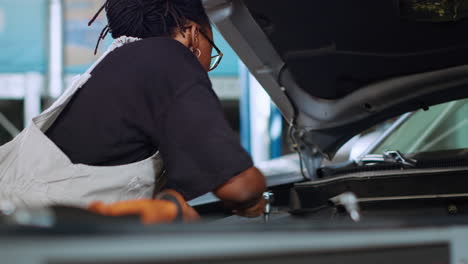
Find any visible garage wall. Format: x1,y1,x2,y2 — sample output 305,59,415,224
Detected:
0,0,243,144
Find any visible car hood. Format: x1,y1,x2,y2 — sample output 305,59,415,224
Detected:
203,0,468,178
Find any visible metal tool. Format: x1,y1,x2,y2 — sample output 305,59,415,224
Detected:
263,191,274,223
330,192,361,222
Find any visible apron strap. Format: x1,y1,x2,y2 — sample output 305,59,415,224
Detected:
33,36,143,132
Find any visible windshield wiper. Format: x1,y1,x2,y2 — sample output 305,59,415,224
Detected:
358,150,417,167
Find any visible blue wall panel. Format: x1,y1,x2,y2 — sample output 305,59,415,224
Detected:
64,0,112,74
0,0,47,73
0,0,239,77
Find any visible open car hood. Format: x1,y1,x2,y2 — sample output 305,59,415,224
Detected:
203,0,468,178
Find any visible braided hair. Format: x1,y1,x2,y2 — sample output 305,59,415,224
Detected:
88,0,210,54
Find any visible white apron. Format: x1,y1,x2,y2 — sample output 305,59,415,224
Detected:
0,36,164,208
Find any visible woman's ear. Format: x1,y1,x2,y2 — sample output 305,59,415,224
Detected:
185,22,200,51
172,21,200,52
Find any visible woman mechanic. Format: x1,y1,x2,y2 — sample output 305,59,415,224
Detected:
0,0,266,217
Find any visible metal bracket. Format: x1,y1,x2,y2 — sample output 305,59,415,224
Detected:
359,150,417,167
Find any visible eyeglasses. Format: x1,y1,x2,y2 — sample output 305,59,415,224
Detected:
198,29,224,72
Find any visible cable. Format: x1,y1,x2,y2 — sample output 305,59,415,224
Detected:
288,123,309,182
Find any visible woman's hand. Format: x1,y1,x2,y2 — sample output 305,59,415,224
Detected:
232,197,266,218
214,167,267,218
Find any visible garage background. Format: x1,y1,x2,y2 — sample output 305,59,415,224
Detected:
0,0,286,163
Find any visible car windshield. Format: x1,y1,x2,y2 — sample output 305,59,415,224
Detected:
372,98,468,154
